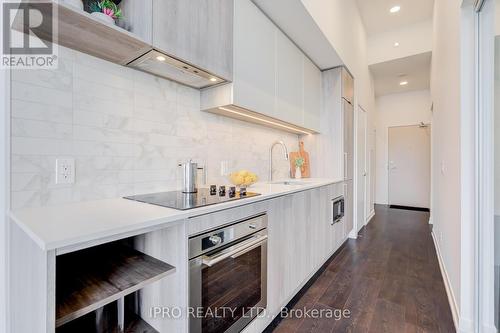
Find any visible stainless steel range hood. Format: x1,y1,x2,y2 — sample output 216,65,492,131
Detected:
128,50,226,89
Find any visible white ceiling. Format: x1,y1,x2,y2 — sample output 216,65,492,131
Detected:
369,52,431,96
355,0,434,36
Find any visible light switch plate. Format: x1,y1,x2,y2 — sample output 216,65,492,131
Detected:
56,158,75,184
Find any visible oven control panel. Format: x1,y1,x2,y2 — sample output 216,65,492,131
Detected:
188,214,268,259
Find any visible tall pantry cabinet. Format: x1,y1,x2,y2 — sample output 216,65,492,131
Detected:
304,67,355,238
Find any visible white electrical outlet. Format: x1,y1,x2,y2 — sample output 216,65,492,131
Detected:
56,158,75,184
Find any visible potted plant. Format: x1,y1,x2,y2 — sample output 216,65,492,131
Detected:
88,0,122,25
294,157,305,179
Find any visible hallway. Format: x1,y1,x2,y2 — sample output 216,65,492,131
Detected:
270,205,455,332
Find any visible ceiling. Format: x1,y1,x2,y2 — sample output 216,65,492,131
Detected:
369,52,431,96
355,0,434,36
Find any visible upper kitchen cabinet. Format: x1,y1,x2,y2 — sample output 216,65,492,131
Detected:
303,57,321,132
129,0,233,88
151,0,234,81
13,0,232,88
201,0,321,135
232,0,276,114
275,31,304,125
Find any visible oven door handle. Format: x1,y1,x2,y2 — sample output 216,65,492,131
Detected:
230,241,265,259
202,235,268,267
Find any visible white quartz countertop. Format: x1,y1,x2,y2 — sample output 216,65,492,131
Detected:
10,178,343,252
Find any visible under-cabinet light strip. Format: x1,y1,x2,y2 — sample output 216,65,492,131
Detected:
218,107,314,135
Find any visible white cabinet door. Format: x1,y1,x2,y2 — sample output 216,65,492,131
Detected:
323,183,347,254
344,100,355,180
304,184,349,270
321,185,336,260
306,187,323,271
267,189,319,307
303,56,321,132
233,0,276,115
267,193,305,307
275,30,304,125
152,0,233,80
344,180,354,237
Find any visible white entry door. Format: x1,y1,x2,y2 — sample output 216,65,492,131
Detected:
388,125,431,208
356,108,367,232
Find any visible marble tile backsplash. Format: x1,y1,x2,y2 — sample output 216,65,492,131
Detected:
10,46,298,209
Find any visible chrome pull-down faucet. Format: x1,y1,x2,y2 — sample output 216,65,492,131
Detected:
269,141,289,182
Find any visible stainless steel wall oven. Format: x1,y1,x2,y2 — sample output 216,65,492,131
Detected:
188,214,268,333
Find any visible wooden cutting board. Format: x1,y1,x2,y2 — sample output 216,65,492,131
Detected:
290,141,310,178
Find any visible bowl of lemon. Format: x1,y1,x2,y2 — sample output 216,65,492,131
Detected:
229,170,259,187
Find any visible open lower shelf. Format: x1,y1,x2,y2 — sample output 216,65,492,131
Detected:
120,313,158,333
56,243,175,328
57,310,158,333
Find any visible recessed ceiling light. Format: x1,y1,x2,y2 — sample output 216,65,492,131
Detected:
390,5,401,13
400,81,408,86
209,77,218,82
156,56,166,62
394,42,400,47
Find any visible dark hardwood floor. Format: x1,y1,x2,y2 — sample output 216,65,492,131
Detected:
271,205,456,333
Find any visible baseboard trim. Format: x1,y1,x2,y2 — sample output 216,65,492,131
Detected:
366,210,375,225
458,317,474,333
481,324,498,333
389,204,430,212
348,229,358,239
431,231,460,331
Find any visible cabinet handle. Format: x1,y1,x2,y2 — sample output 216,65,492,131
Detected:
344,153,348,180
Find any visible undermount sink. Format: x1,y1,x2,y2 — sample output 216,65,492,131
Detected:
269,180,311,186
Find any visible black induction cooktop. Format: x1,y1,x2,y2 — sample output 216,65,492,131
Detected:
124,188,261,210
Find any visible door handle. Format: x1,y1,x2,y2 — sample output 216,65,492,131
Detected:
202,235,267,267
230,242,263,259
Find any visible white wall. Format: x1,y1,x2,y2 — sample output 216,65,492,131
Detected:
9,46,299,210
430,0,462,323
300,0,376,218
494,25,500,333
0,39,9,333
300,0,374,112
367,20,433,65
495,38,500,216
0,1,9,323
0,67,8,333
375,90,432,205
1,4,10,331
